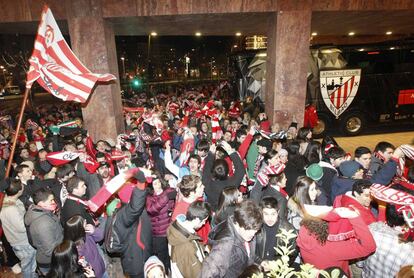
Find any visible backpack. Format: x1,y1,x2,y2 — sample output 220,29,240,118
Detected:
104,210,125,254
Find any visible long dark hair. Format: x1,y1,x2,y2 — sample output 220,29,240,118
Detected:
286,141,307,171
304,141,321,165
148,168,169,195
64,215,86,246
215,188,240,224
47,240,86,278
292,176,315,209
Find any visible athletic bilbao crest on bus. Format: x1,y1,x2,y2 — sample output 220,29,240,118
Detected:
320,69,361,118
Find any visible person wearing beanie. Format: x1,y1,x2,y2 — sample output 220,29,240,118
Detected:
306,163,327,205
306,163,324,182
331,161,364,203
144,256,166,278
278,149,288,164
340,161,364,179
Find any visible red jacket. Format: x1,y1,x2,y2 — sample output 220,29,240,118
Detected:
297,216,376,276
334,194,377,225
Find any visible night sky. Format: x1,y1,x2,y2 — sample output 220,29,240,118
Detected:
0,34,239,88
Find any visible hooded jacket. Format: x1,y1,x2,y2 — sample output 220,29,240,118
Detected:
24,205,63,267
167,220,205,278
297,215,376,277
199,216,256,278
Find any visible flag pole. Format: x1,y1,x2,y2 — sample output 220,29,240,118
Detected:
5,87,31,177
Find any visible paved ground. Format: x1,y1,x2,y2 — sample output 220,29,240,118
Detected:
334,131,414,154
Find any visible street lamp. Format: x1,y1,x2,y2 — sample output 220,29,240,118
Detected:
120,57,125,80
2,68,6,85
147,32,157,92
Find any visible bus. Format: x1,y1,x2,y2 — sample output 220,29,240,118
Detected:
230,39,414,137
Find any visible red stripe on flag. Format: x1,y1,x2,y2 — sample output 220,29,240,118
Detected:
36,77,80,102
343,80,348,107
336,86,342,109
40,66,89,98
31,49,48,65
44,65,93,93
330,90,335,104
25,6,116,101
56,40,91,73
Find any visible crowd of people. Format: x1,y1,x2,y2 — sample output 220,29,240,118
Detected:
0,83,413,278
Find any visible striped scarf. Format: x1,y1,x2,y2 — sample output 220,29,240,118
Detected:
257,164,286,186
398,144,414,176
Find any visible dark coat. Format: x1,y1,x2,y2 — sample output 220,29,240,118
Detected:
319,161,338,206
114,187,152,277
61,195,95,226
24,205,63,268
146,187,175,237
370,159,397,185
330,176,357,203
255,219,297,265
284,158,306,197
331,159,398,203
202,152,245,211
199,216,256,278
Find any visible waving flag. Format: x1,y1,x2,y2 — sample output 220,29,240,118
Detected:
26,6,116,103
46,151,80,166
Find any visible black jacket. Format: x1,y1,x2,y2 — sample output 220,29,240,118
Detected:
284,158,306,197
255,219,297,265
114,187,152,277
61,195,95,226
199,216,256,278
319,161,338,206
202,152,245,211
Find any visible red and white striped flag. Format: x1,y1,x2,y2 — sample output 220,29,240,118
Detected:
26,6,116,103
46,151,80,166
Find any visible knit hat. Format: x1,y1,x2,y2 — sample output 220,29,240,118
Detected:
257,138,272,151
144,256,165,278
339,161,362,178
306,163,324,181
278,148,288,157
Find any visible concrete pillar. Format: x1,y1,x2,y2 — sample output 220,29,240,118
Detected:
265,9,312,129
66,0,124,142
